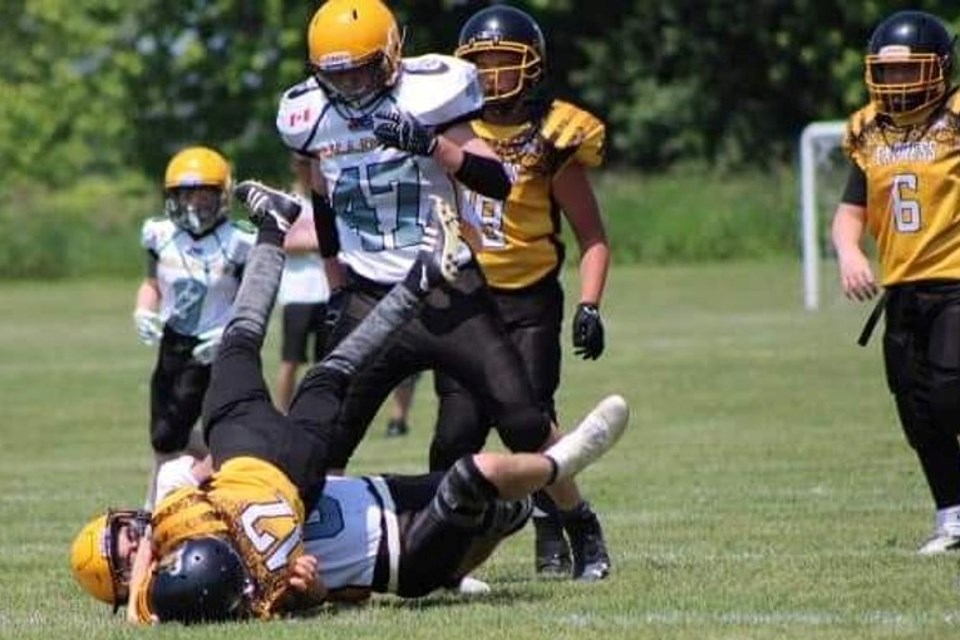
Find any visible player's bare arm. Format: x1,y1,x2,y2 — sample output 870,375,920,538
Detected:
831,202,878,301
553,161,609,306
125,540,155,624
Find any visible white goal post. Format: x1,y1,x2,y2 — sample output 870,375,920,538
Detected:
800,120,846,310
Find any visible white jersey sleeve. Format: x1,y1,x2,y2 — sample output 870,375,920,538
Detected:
154,455,201,505
276,77,330,155
141,217,173,255
393,55,483,128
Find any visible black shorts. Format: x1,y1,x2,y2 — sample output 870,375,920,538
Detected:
431,277,563,469
324,262,552,468
370,472,525,598
883,281,960,445
281,302,327,363
202,328,338,502
149,329,211,453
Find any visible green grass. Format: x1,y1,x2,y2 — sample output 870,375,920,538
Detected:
2,261,959,639
0,166,806,279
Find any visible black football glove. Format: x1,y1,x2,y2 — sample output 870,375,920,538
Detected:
373,110,438,156
572,303,605,360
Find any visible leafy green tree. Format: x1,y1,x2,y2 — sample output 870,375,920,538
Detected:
0,0,149,186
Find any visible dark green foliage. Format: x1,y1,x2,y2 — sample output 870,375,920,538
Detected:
1,1,958,277
5,0,960,188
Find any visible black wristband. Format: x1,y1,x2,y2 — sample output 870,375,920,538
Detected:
311,191,341,258
454,152,511,200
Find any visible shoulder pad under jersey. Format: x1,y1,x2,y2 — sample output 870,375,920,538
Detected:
540,100,606,168
393,54,483,128
141,216,173,251
945,90,960,116
277,77,330,154
843,103,877,168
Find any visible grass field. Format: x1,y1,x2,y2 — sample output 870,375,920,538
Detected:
2,261,959,639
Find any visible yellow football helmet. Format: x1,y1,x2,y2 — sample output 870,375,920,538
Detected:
70,510,150,609
163,146,232,236
307,0,403,105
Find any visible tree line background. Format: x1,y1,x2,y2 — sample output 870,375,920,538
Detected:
1,0,958,277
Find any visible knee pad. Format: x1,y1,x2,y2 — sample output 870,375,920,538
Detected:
883,329,916,395
432,456,499,530
930,372,960,436
893,382,937,450
429,430,487,472
486,496,533,538
497,405,551,453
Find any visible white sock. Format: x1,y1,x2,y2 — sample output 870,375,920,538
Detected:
143,451,178,511
936,505,960,535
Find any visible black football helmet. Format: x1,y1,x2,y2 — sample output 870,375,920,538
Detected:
865,11,956,124
149,537,253,624
455,4,546,104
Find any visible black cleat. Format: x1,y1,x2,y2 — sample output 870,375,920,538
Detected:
562,502,611,581
385,418,409,438
412,196,461,293
534,516,572,578
234,180,302,232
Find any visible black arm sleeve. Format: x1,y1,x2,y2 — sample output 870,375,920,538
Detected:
146,250,158,278
841,162,867,206
312,191,341,258
454,152,512,200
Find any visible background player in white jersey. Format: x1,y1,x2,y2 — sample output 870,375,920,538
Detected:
275,154,330,411
132,146,254,510
277,0,613,582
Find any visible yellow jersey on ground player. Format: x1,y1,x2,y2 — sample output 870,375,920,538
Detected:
465,100,605,289
844,91,960,285
134,456,304,621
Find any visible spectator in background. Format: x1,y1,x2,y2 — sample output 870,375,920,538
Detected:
831,10,960,554
385,374,419,437
275,154,329,411
132,146,255,510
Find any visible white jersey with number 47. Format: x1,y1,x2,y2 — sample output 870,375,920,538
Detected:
277,54,483,284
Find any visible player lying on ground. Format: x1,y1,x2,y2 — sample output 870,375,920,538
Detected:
69,182,630,624
72,391,626,621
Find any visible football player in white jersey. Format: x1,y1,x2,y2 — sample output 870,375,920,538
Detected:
275,0,614,582
70,181,630,620
132,146,255,510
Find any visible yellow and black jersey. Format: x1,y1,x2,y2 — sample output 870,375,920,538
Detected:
844,91,960,285
135,457,305,622
467,99,605,289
